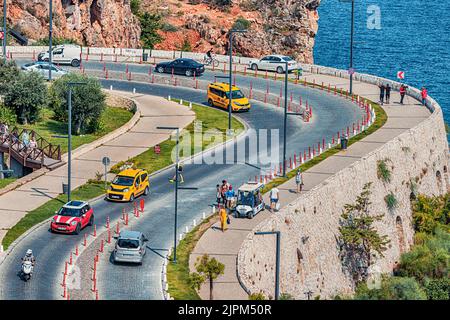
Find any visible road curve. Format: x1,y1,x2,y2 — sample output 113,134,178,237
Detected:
0,63,364,299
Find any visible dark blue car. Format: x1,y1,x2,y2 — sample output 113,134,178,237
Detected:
155,58,205,77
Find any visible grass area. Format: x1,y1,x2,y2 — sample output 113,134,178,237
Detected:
19,106,133,154
111,100,245,174
2,182,106,250
167,213,219,300
167,97,388,300
0,177,17,189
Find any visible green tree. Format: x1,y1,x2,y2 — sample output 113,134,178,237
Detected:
0,103,17,125
192,254,225,300
338,183,390,283
0,58,20,95
49,73,105,135
139,12,163,49
188,272,205,291
355,276,427,300
4,71,47,124
232,17,251,30
412,194,449,235
130,0,141,15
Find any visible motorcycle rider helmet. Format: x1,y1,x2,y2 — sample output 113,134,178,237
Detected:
26,249,33,256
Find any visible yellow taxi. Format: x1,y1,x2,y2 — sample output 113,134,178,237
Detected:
207,82,251,112
107,168,149,202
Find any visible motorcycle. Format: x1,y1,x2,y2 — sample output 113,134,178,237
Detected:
21,260,34,281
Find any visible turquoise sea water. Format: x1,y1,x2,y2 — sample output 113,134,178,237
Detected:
314,0,450,127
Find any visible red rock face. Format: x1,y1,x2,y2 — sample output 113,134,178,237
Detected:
2,0,141,47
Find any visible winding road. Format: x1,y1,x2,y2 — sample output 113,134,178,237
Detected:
0,58,364,300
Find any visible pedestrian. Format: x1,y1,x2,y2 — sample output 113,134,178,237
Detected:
216,184,222,205
0,123,7,139
385,83,391,104
219,205,228,232
269,186,280,212
421,87,428,106
225,186,235,209
220,180,229,204
29,135,37,150
378,83,385,105
399,84,407,104
295,168,304,194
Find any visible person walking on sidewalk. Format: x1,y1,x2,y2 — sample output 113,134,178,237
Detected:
399,84,407,104
219,205,228,232
295,168,304,194
216,184,222,206
421,87,428,106
269,187,280,212
378,83,386,105
220,180,229,204
225,186,235,209
385,83,392,104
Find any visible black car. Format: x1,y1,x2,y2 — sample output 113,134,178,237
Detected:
155,58,205,77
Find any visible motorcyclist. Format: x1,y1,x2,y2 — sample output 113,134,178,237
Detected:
22,249,36,266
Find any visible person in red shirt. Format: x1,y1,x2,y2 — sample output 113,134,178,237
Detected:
399,84,407,104
421,87,428,106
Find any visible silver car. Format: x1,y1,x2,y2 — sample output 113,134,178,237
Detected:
21,62,68,80
113,230,148,265
249,55,299,74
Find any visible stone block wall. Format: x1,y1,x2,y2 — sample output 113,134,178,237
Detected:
237,105,449,300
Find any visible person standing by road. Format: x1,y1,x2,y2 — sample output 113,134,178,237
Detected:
220,180,229,204
295,168,304,194
216,184,222,206
385,83,392,104
225,186,235,209
269,186,280,212
399,84,407,104
219,205,228,232
378,83,386,105
421,87,428,106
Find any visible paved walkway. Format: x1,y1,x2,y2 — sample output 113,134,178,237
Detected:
0,93,194,245
190,74,431,300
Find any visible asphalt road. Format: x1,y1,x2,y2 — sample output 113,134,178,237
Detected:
0,61,363,300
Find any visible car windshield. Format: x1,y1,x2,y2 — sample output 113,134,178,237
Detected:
238,191,253,207
112,176,134,186
225,90,245,100
58,207,81,217
117,239,140,249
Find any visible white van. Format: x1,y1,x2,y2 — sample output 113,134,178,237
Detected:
38,45,82,67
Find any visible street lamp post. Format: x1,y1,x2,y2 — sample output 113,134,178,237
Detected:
157,126,197,263
269,61,303,177
48,0,53,81
228,29,247,133
2,0,6,57
254,231,281,300
340,0,355,94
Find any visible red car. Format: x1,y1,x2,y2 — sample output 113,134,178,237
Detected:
50,201,94,235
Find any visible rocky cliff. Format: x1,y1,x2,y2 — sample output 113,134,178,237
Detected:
2,0,141,47
2,0,321,63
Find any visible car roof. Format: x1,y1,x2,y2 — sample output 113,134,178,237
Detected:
238,182,264,192
63,200,88,209
119,230,142,239
118,168,144,177
209,82,241,91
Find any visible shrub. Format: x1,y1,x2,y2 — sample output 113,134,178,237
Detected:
49,73,105,135
412,194,449,234
423,277,450,300
279,293,294,300
249,292,266,300
232,17,251,30
384,192,398,211
0,103,17,125
355,276,427,300
377,159,391,183
139,12,163,49
161,23,179,32
34,37,80,46
4,71,47,124
130,0,141,15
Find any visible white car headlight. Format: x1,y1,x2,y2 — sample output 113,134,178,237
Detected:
71,221,77,226
123,188,129,193
52,218,56,223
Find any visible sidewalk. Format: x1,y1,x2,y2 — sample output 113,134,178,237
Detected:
189,75,431,300
0,93,194,244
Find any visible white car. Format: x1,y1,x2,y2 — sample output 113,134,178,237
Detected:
21,62,68,80
38,44,82,67
249,55,299,74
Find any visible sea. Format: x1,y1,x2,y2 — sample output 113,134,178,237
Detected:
314,0,450,135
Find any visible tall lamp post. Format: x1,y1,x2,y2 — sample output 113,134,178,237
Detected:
48,0,53,81
340,0,355,94
227,29,247,133
254,231,281,300
270,61,303,177
2,0,6,57
157,126,198,264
